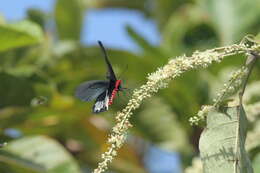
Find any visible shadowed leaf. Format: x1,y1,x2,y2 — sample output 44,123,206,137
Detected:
199,105,253,173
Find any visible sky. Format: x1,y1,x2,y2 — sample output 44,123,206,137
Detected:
83,8,160,51
0,0,54,20
0,0,160,52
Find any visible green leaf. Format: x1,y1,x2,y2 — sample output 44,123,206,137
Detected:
27,8,47,29
199,105,253,173
0,20,44,52
5,65,37,77
0,73,35,108
126,25,168,66
86,0,146,11
153,0,186,30
252,153,260,172
0,150,44,173
125,25,155,52
162,5,219,56
0,136,81,173
55,0,83,41
200,0,260,45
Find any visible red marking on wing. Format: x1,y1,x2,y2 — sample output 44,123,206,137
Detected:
109,80,121,105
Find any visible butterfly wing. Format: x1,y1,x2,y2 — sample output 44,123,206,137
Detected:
98,41,117,81
93,90,110,113
75,80,109,102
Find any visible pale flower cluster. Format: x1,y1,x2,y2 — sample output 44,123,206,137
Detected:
214,67,248,105
189,105,214,125
93,42,260,173
189,66,248,125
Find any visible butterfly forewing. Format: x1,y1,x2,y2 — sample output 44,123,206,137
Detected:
98,41,117,81
75,80,109,102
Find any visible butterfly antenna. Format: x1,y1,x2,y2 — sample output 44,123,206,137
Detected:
118,64,128,79
122,87,132,97
118,90,130,102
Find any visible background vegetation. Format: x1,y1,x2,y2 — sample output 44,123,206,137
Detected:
0,0,260,172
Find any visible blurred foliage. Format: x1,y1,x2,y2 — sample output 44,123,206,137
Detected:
0,20,43,52
55,0,84,41
0,136,81,173
0,0,259,172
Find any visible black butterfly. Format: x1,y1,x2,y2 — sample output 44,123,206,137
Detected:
75,41,122,113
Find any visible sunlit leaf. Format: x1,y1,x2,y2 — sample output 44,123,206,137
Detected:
55,0,83,41
5,65,37,77
200,0,260,45
0,136,81,173
0,20,43,52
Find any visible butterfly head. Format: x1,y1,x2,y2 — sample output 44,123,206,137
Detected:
116,80,127,92
115,80,122,90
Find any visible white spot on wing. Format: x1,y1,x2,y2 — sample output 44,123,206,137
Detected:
93,90,109,113
105,92,109,108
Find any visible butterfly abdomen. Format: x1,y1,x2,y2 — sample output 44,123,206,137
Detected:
109,80,121,105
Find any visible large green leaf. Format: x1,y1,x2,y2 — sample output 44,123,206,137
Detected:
0,20,43,52
0,136,81,173
199,105,253,173
55,0,83,41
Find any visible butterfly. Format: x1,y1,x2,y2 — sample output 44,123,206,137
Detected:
75,41,122,113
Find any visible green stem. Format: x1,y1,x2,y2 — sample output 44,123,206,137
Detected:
239,51,259,104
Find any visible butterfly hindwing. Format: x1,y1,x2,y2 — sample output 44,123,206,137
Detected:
75,80,109,102
93,90,110,113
